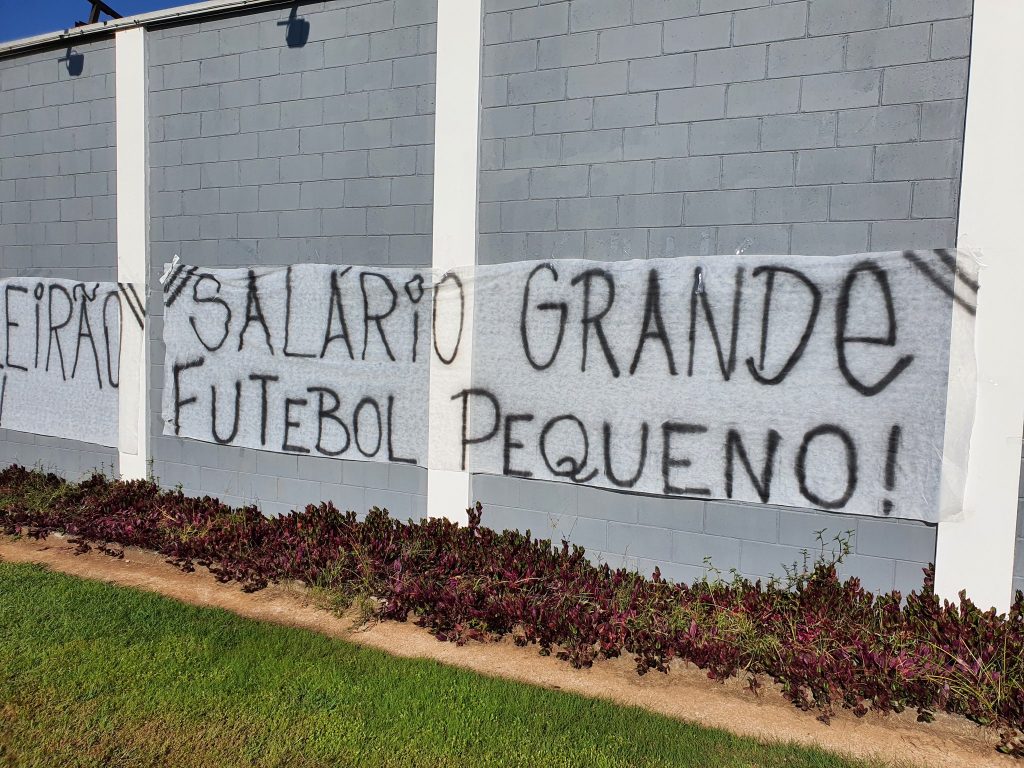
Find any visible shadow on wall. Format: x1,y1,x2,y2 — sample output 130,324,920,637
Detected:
278,4,310,49
58,47,84,77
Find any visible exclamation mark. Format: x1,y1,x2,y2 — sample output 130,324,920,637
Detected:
412,311,419,363
0,373,7,426
882,425,901,515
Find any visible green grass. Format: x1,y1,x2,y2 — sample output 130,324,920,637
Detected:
0,561,879,768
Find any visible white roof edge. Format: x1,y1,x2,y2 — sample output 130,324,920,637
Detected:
0,0,292,58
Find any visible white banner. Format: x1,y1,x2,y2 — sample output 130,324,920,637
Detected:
162,250,978,522
161,263,431,465
0,277,129,448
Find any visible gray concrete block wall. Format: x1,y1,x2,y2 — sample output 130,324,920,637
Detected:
479,0,969,261
473,0,974,594
0,0,982,597
147,0,434,517
0,38,119,478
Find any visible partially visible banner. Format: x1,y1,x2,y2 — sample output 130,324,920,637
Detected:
0,277,126,447
162,250,978,522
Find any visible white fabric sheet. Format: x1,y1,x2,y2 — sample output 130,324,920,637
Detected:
161,250,978,522
0,277,123,448
161,263,430,466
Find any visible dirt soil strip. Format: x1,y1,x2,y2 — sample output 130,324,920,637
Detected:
0,536,1009,768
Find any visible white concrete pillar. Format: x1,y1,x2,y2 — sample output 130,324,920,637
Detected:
934,1,1024,611
426,0,484,524
114,26,150,480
